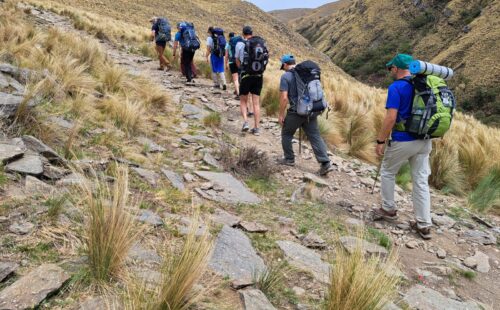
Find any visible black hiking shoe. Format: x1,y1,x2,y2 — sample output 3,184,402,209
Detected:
242,122,250,132
235,95,240,100
318,162,333,176
247,112,254,117
277,158,295,166
223,84,227,91
372,208,398,221
250,127,260,136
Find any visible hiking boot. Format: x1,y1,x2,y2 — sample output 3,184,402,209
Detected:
223,84,227,91
157,66,165,71
250,127,260,136
247,112,254,117
372,208,398,221
318,162,333,176
234,95,240,100
410,221,432,240
242,122,250,132
277,158,295,166
212,83,219,89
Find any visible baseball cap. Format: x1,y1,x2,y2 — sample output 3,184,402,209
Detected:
229,32,235,38
149,17,157,23
242,26,253,35
280,54,295,70
386,54,413,69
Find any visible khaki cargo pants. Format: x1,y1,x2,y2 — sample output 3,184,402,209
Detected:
380,140,432,229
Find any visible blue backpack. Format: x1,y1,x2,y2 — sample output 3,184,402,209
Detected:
180,22,200,52
229,36,244,62
156,18,171,42
212,27,226,58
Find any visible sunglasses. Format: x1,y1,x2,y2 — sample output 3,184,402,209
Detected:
387,66,396,71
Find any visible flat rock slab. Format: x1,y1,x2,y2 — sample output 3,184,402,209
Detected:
340,236,388,257
303,172,329,187
21,135,65,165
137,210,163,227
5,155,43,176
25,176,54,194
462,230,496,245
431,214,456,228
181,135,214,144
239,221,269,233
78,296,121,310
203,153,222,169
127,244,162,265
209,225,266,282
0,143,25,164
212,208,241,227
8,222,34,235
55,172,87,187
239,289,276,310
465,251,490,273
137,136,166,153
404,285,482,310
161,169,185,191
277,240,330,284
0,262,18,282
182,103,205,119
0,264,70,309
195,171,261,204
301,232,327,249
131,167,161,187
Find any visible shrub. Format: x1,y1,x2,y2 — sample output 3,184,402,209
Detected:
218,143,276,180
325,235,400,310
468,165,500,214
203,111,221,128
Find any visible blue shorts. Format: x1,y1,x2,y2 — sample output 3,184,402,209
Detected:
210,53,224,73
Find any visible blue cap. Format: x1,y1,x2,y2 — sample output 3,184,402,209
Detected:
280,54,295,70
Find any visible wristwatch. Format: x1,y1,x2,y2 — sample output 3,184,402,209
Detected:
376,140,385,145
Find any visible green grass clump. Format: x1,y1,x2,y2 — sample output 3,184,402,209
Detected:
460,270,477,280
45,195,68,220
468,165,500,214
254,261,288,299
246,177,277,195
367,227,391,249
203,111,222,128
261,85,280,116
0,167,7,187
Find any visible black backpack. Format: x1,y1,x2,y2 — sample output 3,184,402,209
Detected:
156,18,171,42
293,61,328,117
180,22,200,52
211,28,226,58
243,36,269,75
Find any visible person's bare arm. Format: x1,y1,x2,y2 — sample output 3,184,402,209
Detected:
206,45,211,62
172,41,179,58
376,109,398,156
150,31,155,42
279,91,289,126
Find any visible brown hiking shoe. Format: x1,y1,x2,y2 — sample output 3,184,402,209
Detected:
373,208,398,221
410,221,432,240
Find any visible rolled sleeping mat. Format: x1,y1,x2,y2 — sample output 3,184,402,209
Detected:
409,60,454,80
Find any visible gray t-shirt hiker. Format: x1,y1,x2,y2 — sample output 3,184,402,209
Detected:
280,70,299,111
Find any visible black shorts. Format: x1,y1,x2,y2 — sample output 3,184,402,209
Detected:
155,40,167,48
239,75,263,96
229,63,238,75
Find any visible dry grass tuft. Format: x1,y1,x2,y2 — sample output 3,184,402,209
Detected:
83,166,140,285
325,234,400,310
98,96,145,134
124,213,213,310
219,143,276,180
203,111,222,128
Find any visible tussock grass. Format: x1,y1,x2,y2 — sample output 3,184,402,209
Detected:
83,166,140,285
261,78,280,116
99,64,127,94
124,213,213,310
254,261,288,299
468,165,500,215
203,111,221,128
98,96,145,134
325,234,400,310
219,144,276,180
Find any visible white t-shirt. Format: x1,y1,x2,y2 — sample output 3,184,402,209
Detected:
235,41,246,63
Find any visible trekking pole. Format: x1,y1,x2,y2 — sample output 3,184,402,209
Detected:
299,128,302,155
371,161,382,195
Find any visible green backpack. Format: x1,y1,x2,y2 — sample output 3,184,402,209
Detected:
395,75,456,139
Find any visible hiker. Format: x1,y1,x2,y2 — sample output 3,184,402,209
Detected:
374,54,433,240
173,22,200,83
206,26,227,90
173,22,197,79
226,32,242,99
150,17,171,71
278,54,333,176
235,26,269,135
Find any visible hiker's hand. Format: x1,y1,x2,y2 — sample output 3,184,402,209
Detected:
278,115,285,127
376,144,385,157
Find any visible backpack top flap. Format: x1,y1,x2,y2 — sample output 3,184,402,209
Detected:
294,61,321,84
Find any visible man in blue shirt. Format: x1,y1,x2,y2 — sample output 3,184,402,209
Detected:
374,54,433,240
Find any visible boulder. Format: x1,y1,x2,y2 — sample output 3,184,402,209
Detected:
21,135,65,165
462,230,496,245
0,143,25,164
131,167,161,187
136,210,163,227
0,262,18,282
404,285,482,310
25,175,54,194
211,208,241,227
239,221,269,233
340,236,388,257
8,222,34,235
202,152,222,170
195,171,261,204
0,264,70,309
161,168,185,191
137,136,166,153
5,155,43,176
301,232,327,249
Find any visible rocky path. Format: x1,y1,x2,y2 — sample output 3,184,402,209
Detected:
0,4,499,309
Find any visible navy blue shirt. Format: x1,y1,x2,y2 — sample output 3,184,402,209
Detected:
386,78,416,142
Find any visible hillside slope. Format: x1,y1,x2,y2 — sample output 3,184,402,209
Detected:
269,8,313,23
295,0,500,126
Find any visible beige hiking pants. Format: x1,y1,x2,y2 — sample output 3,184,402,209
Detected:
381,140,432,228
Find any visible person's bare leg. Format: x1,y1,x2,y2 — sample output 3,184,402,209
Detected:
252,94,261,128
240,95,249,123
232,73,239,95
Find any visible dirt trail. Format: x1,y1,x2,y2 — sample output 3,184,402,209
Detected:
16,5,500,309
